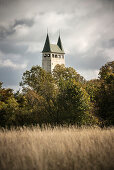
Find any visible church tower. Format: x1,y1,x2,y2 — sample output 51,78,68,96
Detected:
42,33,65,72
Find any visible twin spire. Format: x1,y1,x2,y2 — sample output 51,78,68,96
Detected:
57,35,64,52
42,33,51,52
42,33,64,53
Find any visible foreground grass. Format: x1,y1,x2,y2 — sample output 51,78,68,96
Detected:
0,126,114,170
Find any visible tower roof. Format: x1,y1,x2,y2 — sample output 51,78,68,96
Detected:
42,34,65,54
57,35,64,52
50,44,64,54
42,33,51,52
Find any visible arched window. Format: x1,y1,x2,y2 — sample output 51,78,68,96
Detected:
55,54,57,58
52,54,54,58
48,54,50,57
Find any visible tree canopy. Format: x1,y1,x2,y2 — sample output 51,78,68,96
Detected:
0,61,113,127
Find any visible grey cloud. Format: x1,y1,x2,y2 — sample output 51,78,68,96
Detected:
0,0,114,89
66,36,113,72
14,18,34,28
102,39,114,48
0,41,28,55
100,0,114,6
0,51,41,88
0,67,22,86
66,52,107,71
0,25,15,40
0,18,34,39
0,0,15,4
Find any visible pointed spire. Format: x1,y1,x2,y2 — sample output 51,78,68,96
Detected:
57,35,64,52
42,33,51,52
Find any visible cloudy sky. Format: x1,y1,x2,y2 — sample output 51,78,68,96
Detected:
0,0,114,90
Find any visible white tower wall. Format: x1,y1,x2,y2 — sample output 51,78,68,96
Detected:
42,53,65,72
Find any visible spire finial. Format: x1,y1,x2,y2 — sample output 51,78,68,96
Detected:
59,29,60,36
57,32,64,52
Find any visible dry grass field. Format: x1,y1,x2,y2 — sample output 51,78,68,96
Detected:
0,126,114,170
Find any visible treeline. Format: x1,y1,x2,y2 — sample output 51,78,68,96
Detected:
0,61,114,127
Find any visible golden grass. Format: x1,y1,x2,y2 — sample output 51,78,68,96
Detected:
0,126,114,170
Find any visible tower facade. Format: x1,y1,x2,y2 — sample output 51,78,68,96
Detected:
42,34,65,72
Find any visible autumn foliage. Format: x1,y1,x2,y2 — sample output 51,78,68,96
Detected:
0,61,114,127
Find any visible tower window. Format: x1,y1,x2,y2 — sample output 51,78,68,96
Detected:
48,54,50,57
55,55,57,58
62,55,64,59
52,54,54,58
44,54,47,57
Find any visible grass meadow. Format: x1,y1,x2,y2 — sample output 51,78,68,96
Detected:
0,126,114,170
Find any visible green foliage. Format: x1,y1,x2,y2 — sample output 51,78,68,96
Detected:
84,61,114,126
54,79,96,125
0,82,2,89
0,87,19,127
19,66,58,125
20,65,56,101
99,61,114,82
85,79,101,103
0,61,113,127
53,64,86,85
96,61,114,125
97,82,114,125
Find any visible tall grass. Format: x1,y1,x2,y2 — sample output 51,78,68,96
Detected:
0,126,113,170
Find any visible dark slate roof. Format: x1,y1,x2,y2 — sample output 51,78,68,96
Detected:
42,34,65,54
57,36,64,52
42,34,51,52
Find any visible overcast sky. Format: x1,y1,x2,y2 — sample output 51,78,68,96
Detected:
0,0,114,90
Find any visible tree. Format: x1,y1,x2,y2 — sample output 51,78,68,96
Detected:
84,79,101,118
99,61,114,83
97,61,114,125
85,79,101,103
50,65,97,125
52,64,86,86
20,66,56,101
14,89,49,126
20,66,58,125
53,78,97,125
0,82,2,89
0,85,19,127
